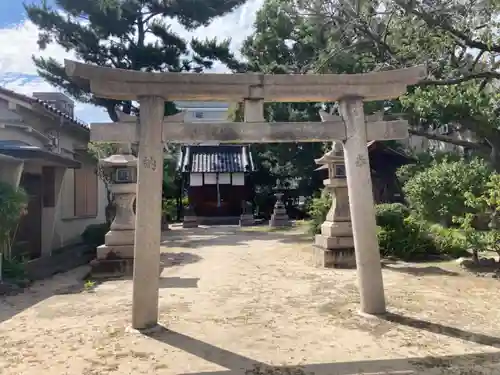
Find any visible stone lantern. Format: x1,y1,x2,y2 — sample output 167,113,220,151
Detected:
269,190,291,228
313,141,355,268
91,146,137,277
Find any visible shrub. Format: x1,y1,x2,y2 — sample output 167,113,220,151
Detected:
1,256,27,281
375,203,410,229
162,198,176,221
376,205,438,260
403,157,491,226
427,224,468,258
81,223,110,247
307,190,332,235
0,182,27,259
375,203,467,260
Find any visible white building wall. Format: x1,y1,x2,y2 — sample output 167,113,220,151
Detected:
0,95,107,255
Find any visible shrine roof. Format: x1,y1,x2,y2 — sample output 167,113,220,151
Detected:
313,141,414,171
178,145,255,173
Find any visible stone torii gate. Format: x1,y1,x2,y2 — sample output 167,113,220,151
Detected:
65,60,426,330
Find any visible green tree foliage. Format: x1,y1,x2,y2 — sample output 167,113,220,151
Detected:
458,173,500,262
296,0,500,168
235,0,333,199
306,190,331,235
25,0,245,120
403,157,492,225
228,101,326,201
87,142,119,224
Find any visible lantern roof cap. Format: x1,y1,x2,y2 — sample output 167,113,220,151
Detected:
100,153,137,167
314,141,344,165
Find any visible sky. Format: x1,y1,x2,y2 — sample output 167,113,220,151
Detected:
0,0,263,123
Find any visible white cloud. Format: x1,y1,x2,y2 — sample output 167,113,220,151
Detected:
0,0,264,122
0,21,76,75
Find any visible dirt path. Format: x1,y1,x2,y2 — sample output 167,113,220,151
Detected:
1,225,500,374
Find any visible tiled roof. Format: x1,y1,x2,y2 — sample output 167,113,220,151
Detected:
0,87,89,131
179,145,255,173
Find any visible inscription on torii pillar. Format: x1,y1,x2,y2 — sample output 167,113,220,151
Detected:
65,59,426,330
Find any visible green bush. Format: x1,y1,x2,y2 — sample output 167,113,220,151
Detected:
376,207,438,260
1,256,27,281
403,157,491,226
0,182,27,260
375,204,467,260
427,224,468,258
162,198,176,221
81,223,110,247
375,203,410,229
307,190,332,235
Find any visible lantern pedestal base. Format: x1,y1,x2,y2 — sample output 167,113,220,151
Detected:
90,257,134,279
269,214,291,228
90,255,164,279
97,244,134,259
314,220,355,268
104,230,135,247
91,244,134,278
312,243,356,268
239,214,254,227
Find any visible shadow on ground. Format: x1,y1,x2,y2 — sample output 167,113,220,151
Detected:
0,251,203,324
382,312,500,348
382,263,460,277
144,316,500,375
0,266,90,324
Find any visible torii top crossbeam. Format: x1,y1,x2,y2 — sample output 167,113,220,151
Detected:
64,60,426,102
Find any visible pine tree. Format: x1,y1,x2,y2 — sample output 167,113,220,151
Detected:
25,0,246,120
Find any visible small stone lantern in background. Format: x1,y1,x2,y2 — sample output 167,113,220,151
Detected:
313,141,355,268
269,191,291,228
91,145,138,277
239,200,254,227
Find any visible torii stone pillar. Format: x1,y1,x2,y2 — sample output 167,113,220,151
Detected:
339,98,386,314
131,96,165,329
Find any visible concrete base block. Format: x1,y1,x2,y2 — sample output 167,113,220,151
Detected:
90,255,164,279
90,257,134,278
269,214,291,228
312,244,356,269
97,244,134,260
105,230,135,246
314,234,354,249
239,214,254,227
320,221,352,237
273,207,287,215
183,215,198,228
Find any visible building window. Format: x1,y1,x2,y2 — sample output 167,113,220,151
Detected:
194,111,204,119
73,163,98,217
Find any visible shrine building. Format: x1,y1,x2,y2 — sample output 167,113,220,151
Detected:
176,101,255,223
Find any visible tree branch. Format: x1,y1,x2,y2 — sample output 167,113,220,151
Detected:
395,0,500,53
408,128,487,150
417,71,500,86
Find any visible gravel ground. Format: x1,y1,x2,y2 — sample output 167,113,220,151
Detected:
1,225,500,375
